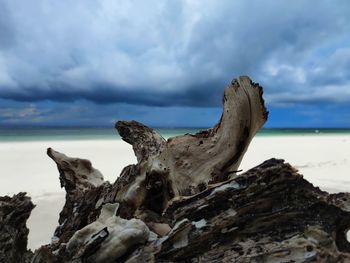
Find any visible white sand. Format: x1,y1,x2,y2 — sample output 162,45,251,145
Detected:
0,139,136,250
0,135,349,250
240,135,350,193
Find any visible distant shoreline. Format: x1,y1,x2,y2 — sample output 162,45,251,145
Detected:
1,127,350,142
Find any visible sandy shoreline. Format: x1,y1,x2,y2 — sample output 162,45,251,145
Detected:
1,135,349,250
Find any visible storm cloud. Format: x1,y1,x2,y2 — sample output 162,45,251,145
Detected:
0,0,349,107
1,1,350,128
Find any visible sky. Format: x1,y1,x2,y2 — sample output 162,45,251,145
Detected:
0,0,350,128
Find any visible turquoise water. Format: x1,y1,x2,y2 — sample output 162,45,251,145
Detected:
0,128,349,142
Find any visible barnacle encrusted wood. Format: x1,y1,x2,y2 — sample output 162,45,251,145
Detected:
115,76,268,213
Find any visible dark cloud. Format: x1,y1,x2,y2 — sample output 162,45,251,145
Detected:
0,99,222,128
0,0,349,108
0,79,224,107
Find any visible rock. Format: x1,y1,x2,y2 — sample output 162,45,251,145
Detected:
0,192,34,263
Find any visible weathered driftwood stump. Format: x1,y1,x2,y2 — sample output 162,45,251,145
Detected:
1,76,350,263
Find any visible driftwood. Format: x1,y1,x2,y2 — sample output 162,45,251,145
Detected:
0,193,34,263
1,76,350,262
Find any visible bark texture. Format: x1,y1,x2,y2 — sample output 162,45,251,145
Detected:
114,76,268,215
1,76,350,262
32,159,350,262
0,192,34,263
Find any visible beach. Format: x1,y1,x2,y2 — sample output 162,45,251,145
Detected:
0,134,349,250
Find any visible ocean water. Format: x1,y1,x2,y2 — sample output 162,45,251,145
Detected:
0,127,350,142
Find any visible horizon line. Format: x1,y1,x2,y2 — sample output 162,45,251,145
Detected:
0,126,350,130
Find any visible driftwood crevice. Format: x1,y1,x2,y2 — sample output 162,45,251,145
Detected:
1,76,350,262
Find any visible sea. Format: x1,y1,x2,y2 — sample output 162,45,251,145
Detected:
0,127,350,142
